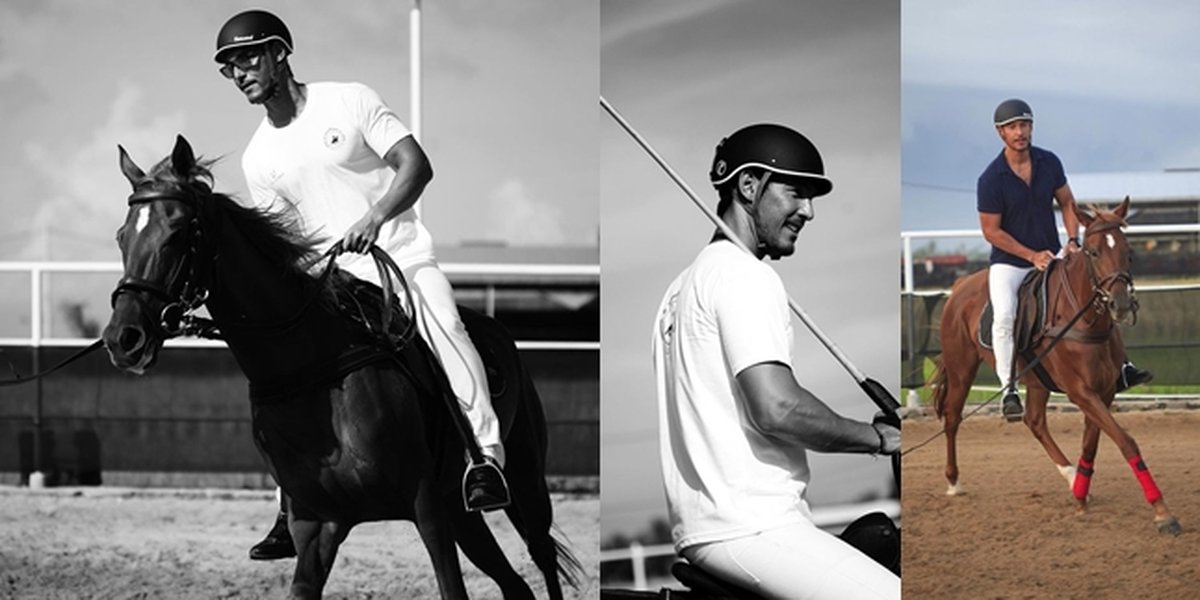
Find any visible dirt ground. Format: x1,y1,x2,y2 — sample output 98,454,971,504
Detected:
0,488,598,599
902,409,1200,599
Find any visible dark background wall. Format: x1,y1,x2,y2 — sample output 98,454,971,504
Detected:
0,346,597,487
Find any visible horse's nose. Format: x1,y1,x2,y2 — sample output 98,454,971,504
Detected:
117,325,146,353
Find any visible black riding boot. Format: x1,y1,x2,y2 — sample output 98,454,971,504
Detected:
1116,361,1153,392
1001,387,1024,422
249,494,295,561
463,457,510,512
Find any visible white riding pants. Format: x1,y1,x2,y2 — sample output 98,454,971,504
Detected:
988,263,1033,390
682,521,899,600
403,258,503,467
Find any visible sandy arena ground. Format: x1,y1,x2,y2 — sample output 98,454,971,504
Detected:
0,488,597,599
903,409,1200,599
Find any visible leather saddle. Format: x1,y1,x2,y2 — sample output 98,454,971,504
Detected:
335,275,507,399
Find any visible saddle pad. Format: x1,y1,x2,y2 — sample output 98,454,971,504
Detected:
977,263,1052,351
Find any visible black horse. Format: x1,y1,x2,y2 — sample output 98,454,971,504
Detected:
103,135,582,599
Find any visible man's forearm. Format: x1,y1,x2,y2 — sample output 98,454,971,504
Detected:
751,393,882,454
370,163,430,224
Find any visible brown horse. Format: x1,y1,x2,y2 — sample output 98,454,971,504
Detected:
102,136,583,598
929,197,1181,535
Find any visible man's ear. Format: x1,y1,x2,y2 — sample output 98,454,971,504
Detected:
736,170,759,206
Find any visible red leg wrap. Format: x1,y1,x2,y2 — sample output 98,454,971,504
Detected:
1128,455,1163,504
1073,457,1094,501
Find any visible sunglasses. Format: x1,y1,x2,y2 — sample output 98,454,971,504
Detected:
218,51,264,79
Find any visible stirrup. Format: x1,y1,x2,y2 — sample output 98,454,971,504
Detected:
1001,390,1024,422
462,459,511,513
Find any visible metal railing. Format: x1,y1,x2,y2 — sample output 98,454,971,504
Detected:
900,224,1200,405
0,261,599,351
901,223,1200,294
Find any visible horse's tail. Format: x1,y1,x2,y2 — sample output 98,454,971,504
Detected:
550,524,585,590
929,354,949,420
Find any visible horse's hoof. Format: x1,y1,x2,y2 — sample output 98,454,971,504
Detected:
1155,516,1183,536
946,482,965,496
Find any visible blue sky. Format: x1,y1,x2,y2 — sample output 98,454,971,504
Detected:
0,0,597,261
601,0,900,540
902,0,1200,234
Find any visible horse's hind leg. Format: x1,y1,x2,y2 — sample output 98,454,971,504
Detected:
451,510,535,600
502,412,578,600
503,498,570,600
938,353,977,495
414,480,469,599
1020,385,1072,486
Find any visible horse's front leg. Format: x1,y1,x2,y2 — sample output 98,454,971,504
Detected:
289,511,350,599
414,478,468,599
1066,386,1181,535
1068,415,1103,513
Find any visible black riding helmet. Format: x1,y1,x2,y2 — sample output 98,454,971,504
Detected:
993,98,1033,127
214,9,293,63
710,124,833,198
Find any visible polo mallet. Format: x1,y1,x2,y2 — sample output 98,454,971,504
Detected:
601,96,900,483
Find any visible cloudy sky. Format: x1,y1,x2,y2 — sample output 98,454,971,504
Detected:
601,0,900,539
903,0,1200,234
0,0,596,262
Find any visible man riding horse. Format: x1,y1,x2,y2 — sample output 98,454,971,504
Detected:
212,9,509,560
978,98,1151,422
652,124,901,599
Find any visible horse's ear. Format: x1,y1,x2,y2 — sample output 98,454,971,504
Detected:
171,135,195,177
118,144,145,189
1115,195,1131,220
1074,202,1094,227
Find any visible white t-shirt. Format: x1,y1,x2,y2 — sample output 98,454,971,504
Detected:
653,241,813,552
241,81,433,282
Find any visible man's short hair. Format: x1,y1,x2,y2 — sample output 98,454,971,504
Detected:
716,170,821,216
716,167,763,216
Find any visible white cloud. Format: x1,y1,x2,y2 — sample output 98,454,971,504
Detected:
486,178,567,245
22,79,186,260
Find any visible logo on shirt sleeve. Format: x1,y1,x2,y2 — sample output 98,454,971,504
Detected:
323,128,345,148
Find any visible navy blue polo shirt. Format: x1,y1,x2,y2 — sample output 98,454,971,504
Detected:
977,145,1067,267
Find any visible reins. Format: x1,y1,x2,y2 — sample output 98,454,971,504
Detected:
0,340,106,387
903,249,1128,457
1,183,417,388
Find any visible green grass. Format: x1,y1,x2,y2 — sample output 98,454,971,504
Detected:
904,357,1200,407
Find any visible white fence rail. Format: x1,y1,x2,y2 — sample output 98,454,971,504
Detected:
0,261,599,350
900,223,1200,294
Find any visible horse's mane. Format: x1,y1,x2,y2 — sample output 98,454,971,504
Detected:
141,152,396,326
143,154,355,303
148,153,328,272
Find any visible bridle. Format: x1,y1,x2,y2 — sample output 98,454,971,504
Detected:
109,183,415,344
1078,218,1137,325
110,186,212,338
